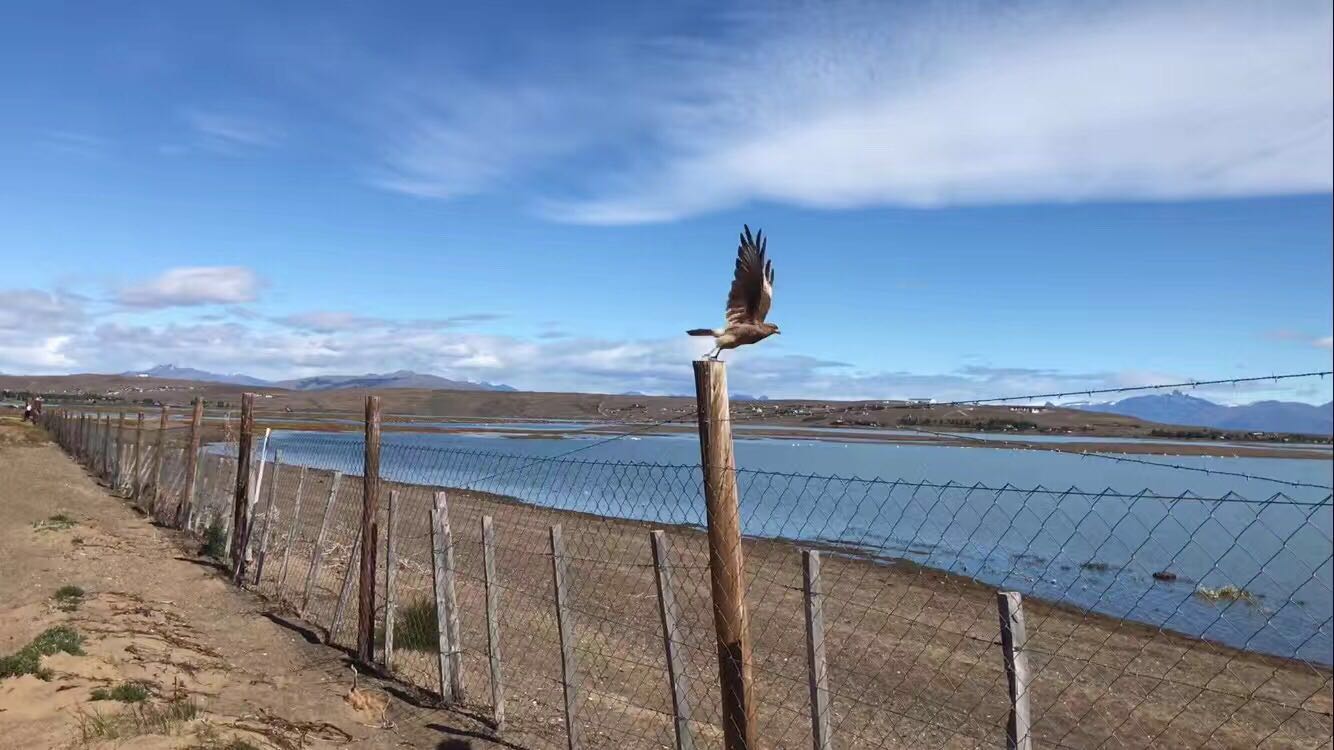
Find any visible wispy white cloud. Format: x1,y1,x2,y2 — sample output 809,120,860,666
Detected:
325,1,1331,221
117,267,263,309
1316,336,1333,351
546,1,1333,223
184,109,283,150
1266,329,1334,350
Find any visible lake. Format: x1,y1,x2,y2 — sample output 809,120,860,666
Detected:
246,426,1333,666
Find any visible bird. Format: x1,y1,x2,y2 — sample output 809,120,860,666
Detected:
688,224,779,359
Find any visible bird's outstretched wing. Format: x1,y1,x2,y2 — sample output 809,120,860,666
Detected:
725,225,775,325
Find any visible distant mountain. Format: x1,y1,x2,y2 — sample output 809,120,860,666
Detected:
120,365,514,393
274,370,515,393
122,364,271,387
1075,392,1333,436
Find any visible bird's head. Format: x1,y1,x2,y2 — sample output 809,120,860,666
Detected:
765,322,781,336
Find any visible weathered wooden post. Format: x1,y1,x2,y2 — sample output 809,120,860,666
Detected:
482,515,505,728
803,550,832,750
692,359,757,750
101,415,111,479
115,412,126,490
330,527,364,642
230,393,255,582
997,592,1032,750
252,452,282,585
357,395,382,665
302,472,343,617
277,467,308,599
430,491,464,702
550,524,580,750
383,490,400,671
175,399,204,528
131,412,145,502
151,406,168,515
651,530,695,750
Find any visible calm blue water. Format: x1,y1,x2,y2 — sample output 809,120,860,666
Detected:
249,428,1333,665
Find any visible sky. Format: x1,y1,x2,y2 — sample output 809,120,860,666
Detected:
1,0,1331,404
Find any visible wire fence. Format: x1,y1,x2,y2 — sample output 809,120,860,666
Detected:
43,405,1334,749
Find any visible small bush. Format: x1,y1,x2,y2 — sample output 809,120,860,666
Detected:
201,521,226,560
33,513,76,532
386,598,438,652
91,681,151,703
80,697,200,741
0,625,84,679
54,584,85,611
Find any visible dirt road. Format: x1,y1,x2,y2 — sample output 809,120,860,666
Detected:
0,416,499,749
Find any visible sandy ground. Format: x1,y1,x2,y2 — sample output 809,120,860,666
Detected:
0,416,502,749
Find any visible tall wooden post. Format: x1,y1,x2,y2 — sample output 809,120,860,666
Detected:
131,412,145,502
115,412,126,489
230,393,255,582
550,524,581,750
692,359,756,750
152,406,168,515
803,550,832,750
383,490,400,671
997,592,1033,750
652,530,695,750
101,415,111,479
357,395,382,665
176,399,204,528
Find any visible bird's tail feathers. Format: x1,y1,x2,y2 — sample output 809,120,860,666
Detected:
686,328,717,337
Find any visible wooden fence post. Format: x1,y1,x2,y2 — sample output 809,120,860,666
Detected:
803,550,832,750
252,452,282,585
175,399,204,528
330,527,364,642
651,530,695,750
383,490,400,671
101,415,111,479
230,393,255,582
692,359,756,750
482,515,505,729
358,395,382,665
277,467,308,599
114,412,126,489
430,491,464,702
302,472,342,617
550,524,581,750
151,406,168,516
129,412,144,503
997,592,1033,750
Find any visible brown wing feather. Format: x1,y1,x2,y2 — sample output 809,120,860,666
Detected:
725,225,773,325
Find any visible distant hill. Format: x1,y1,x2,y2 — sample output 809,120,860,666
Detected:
1075,392,1333,436
121,364,270,387
274,370,515,392
119,364,514,393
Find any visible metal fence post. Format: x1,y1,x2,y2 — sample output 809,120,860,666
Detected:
692,359,757,750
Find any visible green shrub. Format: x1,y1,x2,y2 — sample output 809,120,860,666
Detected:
91,681,151,703
33,513,76,532
201,520,226,560
0,625,84,679
54,584,85,611
386,597,438,652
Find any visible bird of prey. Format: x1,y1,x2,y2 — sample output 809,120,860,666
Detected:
688,225,779,359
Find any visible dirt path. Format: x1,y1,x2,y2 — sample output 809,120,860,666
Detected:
0,417,500,749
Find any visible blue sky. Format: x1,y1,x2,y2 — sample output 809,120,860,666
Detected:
1,1,1331,403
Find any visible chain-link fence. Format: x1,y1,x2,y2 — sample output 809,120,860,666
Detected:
44,407,1334,749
